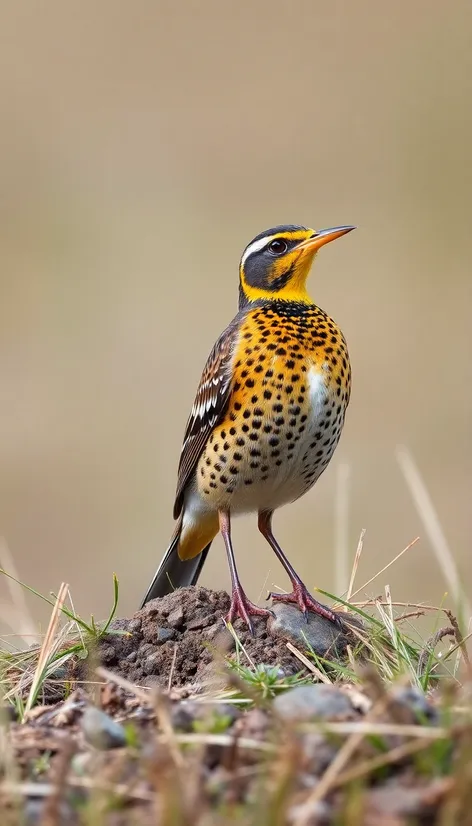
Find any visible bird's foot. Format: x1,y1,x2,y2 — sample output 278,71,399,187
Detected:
225,587,273,635
268,581,339,625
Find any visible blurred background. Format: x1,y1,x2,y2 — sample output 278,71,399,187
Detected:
0,1,471,628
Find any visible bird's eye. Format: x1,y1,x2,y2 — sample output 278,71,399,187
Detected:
267,239,288,255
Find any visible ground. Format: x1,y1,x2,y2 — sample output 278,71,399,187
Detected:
0,586,470,825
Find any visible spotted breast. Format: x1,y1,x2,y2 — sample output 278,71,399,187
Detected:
195,300,351,513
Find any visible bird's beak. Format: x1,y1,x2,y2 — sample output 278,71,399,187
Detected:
296,225,356,253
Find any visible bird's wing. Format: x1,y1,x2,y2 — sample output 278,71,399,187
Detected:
173,318,241,518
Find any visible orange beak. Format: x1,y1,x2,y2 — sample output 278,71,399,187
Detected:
296,225,356,253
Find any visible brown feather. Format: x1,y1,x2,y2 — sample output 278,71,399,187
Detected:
173,317,241,518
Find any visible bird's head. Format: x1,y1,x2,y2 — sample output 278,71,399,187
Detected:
239,224,355,308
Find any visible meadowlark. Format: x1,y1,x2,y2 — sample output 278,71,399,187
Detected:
141,224,355,630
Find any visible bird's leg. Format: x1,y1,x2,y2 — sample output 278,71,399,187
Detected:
219,510,272,634
258,510,338,625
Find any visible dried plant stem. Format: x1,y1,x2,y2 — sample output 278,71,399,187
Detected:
348,536,420,601
25,583,69,715
346,528,366,603
285,642,332,685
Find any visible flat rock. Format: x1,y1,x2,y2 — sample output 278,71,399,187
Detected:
273,683,354,722
267,602,361,657
81,706,126,750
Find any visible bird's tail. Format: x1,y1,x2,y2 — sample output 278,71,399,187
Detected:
140,514,217,607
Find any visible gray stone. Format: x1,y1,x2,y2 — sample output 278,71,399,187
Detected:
390,685,438,724
273,684,353,722
156,626,177,643
268,602,361,657
186,614,213,631
81,706,126,750
143,651,162,674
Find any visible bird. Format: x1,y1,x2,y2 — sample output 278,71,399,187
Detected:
141,223,355,630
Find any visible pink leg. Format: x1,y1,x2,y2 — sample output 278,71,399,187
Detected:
219,510,272,634
258,511,339,625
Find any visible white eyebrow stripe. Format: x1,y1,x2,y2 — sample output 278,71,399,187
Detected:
240,234,276,267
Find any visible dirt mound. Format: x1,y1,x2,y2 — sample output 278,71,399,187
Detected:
91,586,357,689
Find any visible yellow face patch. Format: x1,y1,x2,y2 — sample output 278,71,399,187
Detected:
240,228,317,305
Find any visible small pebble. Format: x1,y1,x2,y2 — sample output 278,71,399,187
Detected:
186,614,213,631
143,651,163,674
273,684,353,722
128,618,142,633
390,685,438,723
156,626,177,643
167,605,185,628
81,706,127,750
99,644,116,664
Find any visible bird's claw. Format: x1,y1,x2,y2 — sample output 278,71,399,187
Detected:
225,588,273,635
268,586,339,625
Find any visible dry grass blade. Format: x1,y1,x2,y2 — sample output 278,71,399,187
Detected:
153,688,185,769
0,539,38,643
346,528,366,603
40,738,75,824
294,695,391,825
347,536,420,601
304,721,449,739
0,779,156,803
24,582,69,715
334,461,351,595
96,666,151,703
396,445,471,621
172,733,274,751
351,600,442,610
331,736,451,788
285,641,332,685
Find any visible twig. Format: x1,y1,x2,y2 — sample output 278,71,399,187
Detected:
395,610,426,622
418,627,455,676
445,608,472,677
